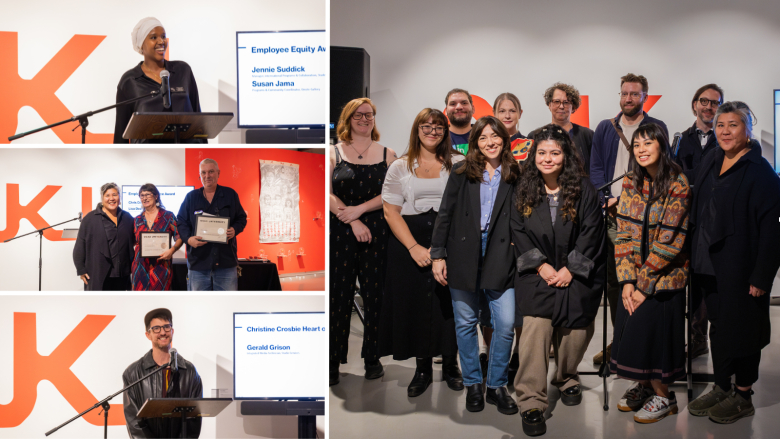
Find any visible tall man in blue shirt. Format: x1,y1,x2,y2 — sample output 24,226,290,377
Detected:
589,73,668,363
177,158,248,290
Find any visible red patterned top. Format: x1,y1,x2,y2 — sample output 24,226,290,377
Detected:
131,209,180,291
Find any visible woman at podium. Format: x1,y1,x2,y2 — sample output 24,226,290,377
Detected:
113,17,205,144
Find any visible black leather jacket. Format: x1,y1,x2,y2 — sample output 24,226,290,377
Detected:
122,349,203,438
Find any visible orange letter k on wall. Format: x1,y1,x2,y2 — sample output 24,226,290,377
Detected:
0,313,125,427
0,31,113,144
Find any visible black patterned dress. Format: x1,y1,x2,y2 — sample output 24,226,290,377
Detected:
330,146,390,365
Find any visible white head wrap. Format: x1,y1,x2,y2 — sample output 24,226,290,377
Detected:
131,17,164,55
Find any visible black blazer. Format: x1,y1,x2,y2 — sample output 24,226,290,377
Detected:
674,121,718,186
511,177,606,328
431,162,516,292
72,206,134,291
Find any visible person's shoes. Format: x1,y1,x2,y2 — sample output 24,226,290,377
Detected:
442,364,465,391
486,386,519,415
688,384,731,416
364,360,384,380
593,343,612,364
633,393,678,424
479,353,488,380
466,383,485,412
507,352,520,385
521,409,547,436
560,385,582,406
407,370,433,397
687,339,710,359
329,369,339,387
433,355,443,364
708,389,755,424
617,382,655,412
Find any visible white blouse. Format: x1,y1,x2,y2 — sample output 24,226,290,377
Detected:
382,155,465,215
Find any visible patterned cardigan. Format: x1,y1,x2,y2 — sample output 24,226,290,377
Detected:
615,173,691,295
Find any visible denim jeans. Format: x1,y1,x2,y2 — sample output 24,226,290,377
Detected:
187,266,238,291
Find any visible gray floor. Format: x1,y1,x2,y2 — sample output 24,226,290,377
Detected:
330,305,780,438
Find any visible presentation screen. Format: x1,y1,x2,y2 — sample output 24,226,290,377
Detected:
234,312,326,400
236,30,327,128
121,185,194,218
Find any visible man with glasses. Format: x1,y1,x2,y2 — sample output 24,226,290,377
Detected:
177,158,248,291
123,308,203,438
589,73,668,364
445,88,475,154
528,82,594,171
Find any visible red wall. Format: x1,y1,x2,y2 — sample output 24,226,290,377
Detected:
184,148,325,274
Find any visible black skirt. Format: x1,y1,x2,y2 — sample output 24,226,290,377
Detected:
378,210,458,360
609,289,686,384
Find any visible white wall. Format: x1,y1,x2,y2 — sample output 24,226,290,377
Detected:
332,0,780,168
2,0,326,144
0,148,186,291
0,294,325,438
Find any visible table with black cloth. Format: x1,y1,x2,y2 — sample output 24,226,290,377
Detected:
171,259,282,291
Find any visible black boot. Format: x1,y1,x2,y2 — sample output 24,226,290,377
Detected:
466,383,485,412
442,355,464,391
486,386,519,415
364,359,384,380
521,408,547,436
329,360,340,387
408,358,433,397
560,385,582,406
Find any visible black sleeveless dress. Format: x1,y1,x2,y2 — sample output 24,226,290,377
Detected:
330,146,390,365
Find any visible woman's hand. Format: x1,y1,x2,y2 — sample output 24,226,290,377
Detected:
409,244,431,267
79,274,90,285
337,205,365,224
749,285,766,297
628,289,647,315
350,220,372,243
538,263,557,284
432,259,448,286
158,248,176,260
550,266,573,288
622,283,635,314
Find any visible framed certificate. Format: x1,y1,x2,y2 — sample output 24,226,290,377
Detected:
140,232,172,258
195,215,230,244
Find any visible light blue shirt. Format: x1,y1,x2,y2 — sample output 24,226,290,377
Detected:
480,166,502,231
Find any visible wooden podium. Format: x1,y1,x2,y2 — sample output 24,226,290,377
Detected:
137,397,232,438
123,112,234,143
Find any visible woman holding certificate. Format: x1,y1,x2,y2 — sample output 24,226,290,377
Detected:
131,183,183,291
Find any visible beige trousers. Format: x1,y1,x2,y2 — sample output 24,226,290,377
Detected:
513,316,595,412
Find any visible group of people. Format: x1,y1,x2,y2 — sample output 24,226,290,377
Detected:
329,75,780,436
72,158,247,291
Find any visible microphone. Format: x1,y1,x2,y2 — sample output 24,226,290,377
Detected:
160,70,171,109
78,212,82,222
671,132,682,159
169,347,178,373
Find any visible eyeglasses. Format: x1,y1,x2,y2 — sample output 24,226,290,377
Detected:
698,97,721,108
419,124,444,135
149,324,172,333
619,92,644,99
139,193,154,199
352,112,375,121
550,99,572,108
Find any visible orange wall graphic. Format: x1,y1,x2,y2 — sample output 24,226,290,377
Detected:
0,184,93,242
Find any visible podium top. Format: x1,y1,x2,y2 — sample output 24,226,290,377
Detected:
123,112,234,141
137,398,232,419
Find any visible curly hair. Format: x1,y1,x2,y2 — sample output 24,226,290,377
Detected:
515,124,585,222
543,83,581,112
455,116,520,184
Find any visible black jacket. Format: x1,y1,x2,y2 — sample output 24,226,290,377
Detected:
528,123,594,174
674,121,718,186
691,141,780,356
430,162,516,292
511,177,606,328
122,349,203,438
72,206,134,291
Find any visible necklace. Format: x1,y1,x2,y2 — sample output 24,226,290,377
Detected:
546,188,560,202
350,141,372,159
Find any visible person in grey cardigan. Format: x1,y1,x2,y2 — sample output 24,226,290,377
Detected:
72,182,134,291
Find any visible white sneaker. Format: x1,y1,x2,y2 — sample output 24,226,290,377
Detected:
634,393,678,423
617,382,655,412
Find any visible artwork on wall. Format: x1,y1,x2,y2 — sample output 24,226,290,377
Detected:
259,160,301,243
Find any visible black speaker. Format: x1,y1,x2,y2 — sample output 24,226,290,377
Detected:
331,46,370,138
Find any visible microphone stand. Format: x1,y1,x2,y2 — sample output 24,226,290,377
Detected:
45,362,169,438
3,216,81,291
8,90,160,144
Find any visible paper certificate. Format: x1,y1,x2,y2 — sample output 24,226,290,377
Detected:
140,232,172,258
195,215,230,244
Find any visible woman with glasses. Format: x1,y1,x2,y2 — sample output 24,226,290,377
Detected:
330,98,397,386
131,183,183,291
431,116,521,415
73,183,135,291
378,108,464,397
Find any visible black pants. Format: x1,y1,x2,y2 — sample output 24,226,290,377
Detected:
86,275,130,291
713,350,761,390
690,275,709,339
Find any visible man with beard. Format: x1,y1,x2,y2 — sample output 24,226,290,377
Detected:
673,84,724,360
589,73,668,364
123,308,203,438
445,88,475,154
